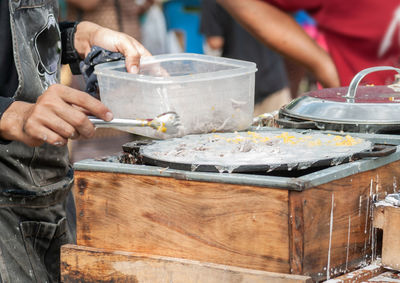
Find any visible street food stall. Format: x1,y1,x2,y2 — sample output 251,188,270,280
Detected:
61,57,400,282
62,129,400,282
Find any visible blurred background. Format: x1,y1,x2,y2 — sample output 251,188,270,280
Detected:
59,0,320,162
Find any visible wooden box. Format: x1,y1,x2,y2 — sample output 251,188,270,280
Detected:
72,138,400,282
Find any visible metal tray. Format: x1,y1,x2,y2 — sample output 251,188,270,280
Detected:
139,131,396,173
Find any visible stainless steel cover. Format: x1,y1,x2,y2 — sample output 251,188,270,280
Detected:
278,66,400,133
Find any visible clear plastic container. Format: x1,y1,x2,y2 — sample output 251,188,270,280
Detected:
94,53,257,139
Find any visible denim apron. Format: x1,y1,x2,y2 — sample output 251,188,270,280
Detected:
0,1,75,282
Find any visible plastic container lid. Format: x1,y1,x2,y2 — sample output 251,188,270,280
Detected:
94,53,257,83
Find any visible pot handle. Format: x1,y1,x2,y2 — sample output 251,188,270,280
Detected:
353,144,397,159
275,118,318,129
344,66,400,101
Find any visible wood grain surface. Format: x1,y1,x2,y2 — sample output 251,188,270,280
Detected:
74,171,290,273
61,244,312,283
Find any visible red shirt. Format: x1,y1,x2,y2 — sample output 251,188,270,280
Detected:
264,0,400,86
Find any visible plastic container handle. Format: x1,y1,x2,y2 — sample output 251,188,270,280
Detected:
343,66,400,101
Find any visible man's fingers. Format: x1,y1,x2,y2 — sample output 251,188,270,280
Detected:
55,108,97,138
0,85,110,148
118,37,151,74
23,123,68,147
51,85,113,122
78,22,151,74
39,113,79,140
35,84,112,140
120,40,141,74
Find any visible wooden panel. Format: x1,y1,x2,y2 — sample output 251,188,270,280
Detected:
74,171,290,273
290,160,400,282
61,244,312,283
289,191,304,274
381,206,400,270
373,205,385,229
378,205,400,271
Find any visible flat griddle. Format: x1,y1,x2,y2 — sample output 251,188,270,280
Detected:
139,131,396,173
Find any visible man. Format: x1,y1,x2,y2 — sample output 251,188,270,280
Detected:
0,0,150,281
217,0,400,87
200,0,290,115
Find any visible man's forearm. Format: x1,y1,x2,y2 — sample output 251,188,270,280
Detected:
217,0,340,87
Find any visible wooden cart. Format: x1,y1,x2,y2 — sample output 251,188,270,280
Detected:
62,130,400,282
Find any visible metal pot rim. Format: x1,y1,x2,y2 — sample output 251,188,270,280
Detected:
281,66,400,125
280,95,400,125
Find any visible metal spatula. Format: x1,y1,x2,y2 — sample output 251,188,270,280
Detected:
89,111,182,135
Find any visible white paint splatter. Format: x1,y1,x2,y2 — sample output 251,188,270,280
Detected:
370,179,374,197
365,201,370,234
346,216,351,271
327,193,334,280
365,180,372,234
371,224,376,262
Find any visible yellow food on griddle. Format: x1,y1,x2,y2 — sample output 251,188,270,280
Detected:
211,131,362,147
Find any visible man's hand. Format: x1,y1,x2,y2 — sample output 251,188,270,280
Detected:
74,21,152,74
0,84,113,147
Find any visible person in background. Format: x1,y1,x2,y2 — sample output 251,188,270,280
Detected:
217,0,400,87
200,0,290,116
66,0,154,40
284,11,322,98
0,0,150,281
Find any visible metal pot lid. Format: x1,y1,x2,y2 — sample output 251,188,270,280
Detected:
281,66,400,124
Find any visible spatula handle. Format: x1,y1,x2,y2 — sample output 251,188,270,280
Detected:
89,117,148,128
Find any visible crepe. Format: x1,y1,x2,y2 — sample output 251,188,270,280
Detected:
140,131,372,172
